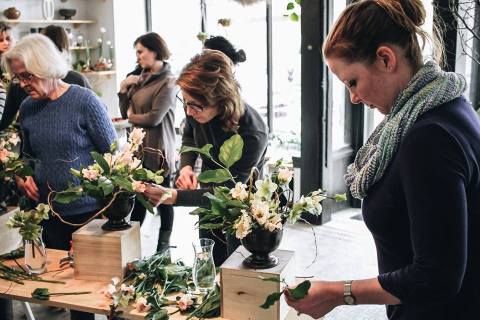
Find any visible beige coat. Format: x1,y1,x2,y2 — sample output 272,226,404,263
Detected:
118,62,176,175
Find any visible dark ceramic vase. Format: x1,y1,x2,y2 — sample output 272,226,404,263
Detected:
241,228,283,269
101,193,135,231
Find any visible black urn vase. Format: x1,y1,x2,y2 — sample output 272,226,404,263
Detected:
101,192,135,231
241,228,283,269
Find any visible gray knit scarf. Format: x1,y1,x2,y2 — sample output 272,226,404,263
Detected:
345,61,466,199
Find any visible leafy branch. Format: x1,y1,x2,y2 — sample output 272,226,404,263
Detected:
259,277,311,309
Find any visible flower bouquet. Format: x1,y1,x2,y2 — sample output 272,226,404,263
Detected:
52,128,168,231
181,134,346,268
0,125,34,212
6,204,50,274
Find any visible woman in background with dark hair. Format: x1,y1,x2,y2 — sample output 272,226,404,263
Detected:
118,32,176,252
0,25,91,131
203,35,246,66
0,22,13,122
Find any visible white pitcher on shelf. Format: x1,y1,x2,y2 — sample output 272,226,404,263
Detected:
42,0,55,21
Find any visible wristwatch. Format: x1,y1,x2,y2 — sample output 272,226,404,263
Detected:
343,280,356,305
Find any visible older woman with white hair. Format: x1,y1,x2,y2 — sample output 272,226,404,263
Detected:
3,34,116,320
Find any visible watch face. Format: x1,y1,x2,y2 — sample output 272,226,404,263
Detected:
344,295,356,305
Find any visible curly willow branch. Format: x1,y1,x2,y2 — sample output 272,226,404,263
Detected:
47,190,121,227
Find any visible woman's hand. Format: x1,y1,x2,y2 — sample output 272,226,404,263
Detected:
284,281,343,319
144,184,177,206
175,166,198,190
119,75,140,93
15,176,40,201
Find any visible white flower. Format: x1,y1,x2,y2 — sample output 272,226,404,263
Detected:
129,157,142,170
8,133,20,146
255,177,277,199
311,189,326,214
134,296,151,312
120,284,135,295
230,182,248,201
129,128,146,146
177,294,194,311
103,153,118,168
234,210,252,239
277,167,293,185
132,181,146,193
111,277,121,286
82,168,100,181
265,213,282,231
250,199,270,226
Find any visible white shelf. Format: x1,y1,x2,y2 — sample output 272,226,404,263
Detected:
81,70,116,76
1,19,95,24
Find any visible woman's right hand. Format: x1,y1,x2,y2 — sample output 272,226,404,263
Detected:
119,75,140,93
15,176,39,201
175,165,198,190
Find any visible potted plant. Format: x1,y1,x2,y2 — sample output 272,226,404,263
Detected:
52,128,168,231
181,134,346,269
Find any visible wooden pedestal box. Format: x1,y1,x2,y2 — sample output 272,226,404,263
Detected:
72,220,141,281
220,247,295,320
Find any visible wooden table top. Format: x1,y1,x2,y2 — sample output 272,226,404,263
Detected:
0,249,221,320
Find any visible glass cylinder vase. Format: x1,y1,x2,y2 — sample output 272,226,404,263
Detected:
192,238,215,293
24,228,47,275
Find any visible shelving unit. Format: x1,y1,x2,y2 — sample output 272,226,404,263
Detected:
1,19,95,24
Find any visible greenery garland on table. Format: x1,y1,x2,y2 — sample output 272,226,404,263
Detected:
105,250,220,320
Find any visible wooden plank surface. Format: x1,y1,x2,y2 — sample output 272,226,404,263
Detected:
0,249,221,319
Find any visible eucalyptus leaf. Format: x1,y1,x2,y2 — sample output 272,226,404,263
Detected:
288,280,311,300
219,134,243,168
90,151,110,175
198,169,231,183
260,291,284,309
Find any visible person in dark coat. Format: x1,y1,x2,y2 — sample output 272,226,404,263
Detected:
285,1,480,319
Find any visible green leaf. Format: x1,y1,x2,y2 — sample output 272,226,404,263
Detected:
260,291,284,309
54,192,82,204
137,193,154,213
111,176,133,192
90,151,110,175
290,12,299,21
98,178,114,196
198,169,231,183
334,193,347,202
31,288,50,300
295,0,301,5
198,223,224,230
17,165,34,178
180,144,213,159
287,2,295,10
219,134,243,168
288,280,311,300
190,207,210,215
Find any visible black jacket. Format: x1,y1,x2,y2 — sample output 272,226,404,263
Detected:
177,103,268,206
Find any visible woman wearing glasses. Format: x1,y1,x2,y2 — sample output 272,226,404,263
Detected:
145,50,268,265
118,32,176,252
3,34,116,320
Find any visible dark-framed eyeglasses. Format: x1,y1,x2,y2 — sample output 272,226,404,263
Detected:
176,93,206,113
13,71,35,83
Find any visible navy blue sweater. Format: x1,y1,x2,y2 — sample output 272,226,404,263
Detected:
19,85,117,216
363,96,480,319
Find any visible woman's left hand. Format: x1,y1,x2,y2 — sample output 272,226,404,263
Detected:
144,184,177,206
284,280,343,319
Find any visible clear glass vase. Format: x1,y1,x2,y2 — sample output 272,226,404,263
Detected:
192,238,215,293
24,228,47,275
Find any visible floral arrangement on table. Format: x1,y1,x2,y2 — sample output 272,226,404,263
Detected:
182,134,346,240
103,251,220,320
53,128,167,215
6,203,50,241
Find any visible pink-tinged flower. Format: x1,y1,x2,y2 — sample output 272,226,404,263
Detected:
134,296,151,312
129,157,142,170
120,284,135,294
230,182,249,201
81,168,100,181
129,128,146,146
0,149,12,163
132,181,146,193
234,210,252,239
103,283,117,299
277,167,293,185
177,294,194,311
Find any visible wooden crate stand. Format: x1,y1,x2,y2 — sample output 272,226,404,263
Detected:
220,247,295,320
72,220,141,281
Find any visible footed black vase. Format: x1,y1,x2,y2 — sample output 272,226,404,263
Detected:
241,228,283,269
101,193,135,231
